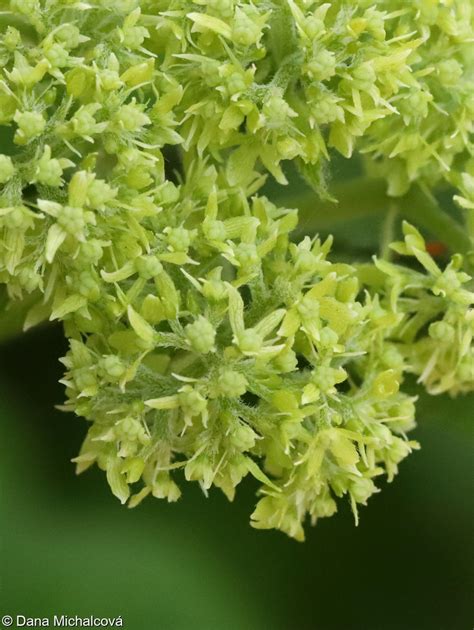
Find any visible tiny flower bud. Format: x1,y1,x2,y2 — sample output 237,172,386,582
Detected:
185,316,216,353
218,370,248,397
14,110,46,144
135,255,163,280
0,155,15,184
237,328,263,354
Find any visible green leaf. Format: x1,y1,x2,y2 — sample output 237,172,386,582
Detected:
219,105,245,131
187,12,232,39
100,261,135,283
245,458,281,493
127,305,156,345
226,145,258,186
106,458,130,505
227,284,245,338
144,395,180,410
254,309,286,338
50,294,87,320
45,224,66,263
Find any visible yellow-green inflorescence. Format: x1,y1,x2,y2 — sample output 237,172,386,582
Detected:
0,0,473,540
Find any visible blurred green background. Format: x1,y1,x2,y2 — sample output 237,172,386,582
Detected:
0,314,473,630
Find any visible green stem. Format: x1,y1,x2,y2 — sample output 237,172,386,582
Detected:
268,0,299,66
286,177,388,237
380,203,398,260
285,176,472,255
402,185,471,255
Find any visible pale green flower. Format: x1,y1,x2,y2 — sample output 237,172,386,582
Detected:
0,0,472,540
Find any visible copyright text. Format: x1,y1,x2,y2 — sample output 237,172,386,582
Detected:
1,616,123,628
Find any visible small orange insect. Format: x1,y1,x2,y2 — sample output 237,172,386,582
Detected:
426,241,447,257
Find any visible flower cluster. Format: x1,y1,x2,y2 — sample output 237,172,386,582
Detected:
376,223,474,396
0,0,472,539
